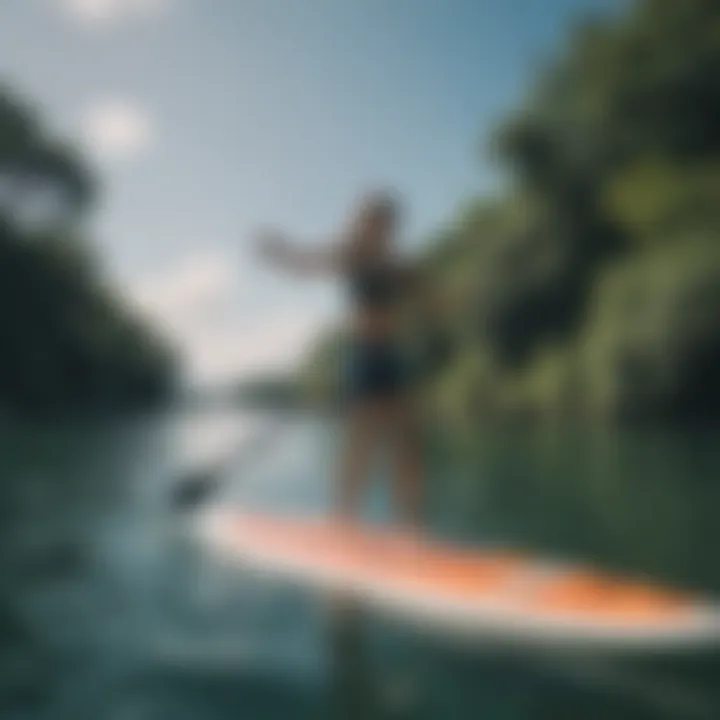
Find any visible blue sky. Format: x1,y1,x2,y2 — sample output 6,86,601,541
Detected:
0,0,619,384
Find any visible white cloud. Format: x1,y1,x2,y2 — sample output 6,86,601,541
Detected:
80,100,153,161
128,250,332,386
59,0,170,25
131,250,237,332
189,307,328,384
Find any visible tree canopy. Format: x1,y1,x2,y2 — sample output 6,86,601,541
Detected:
301,0,720,423
0,88,177,416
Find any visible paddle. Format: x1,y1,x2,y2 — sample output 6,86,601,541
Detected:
169,419,289,511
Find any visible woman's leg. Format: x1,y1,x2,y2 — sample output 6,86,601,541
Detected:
335,402,380,521
330,402,379,641
389,396,425,530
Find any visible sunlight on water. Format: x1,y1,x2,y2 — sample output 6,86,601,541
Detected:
172,409,260,466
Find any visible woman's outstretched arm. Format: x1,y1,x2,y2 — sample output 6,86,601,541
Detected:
256,230,348,276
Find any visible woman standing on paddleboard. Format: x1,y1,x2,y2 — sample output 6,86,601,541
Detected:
257,191,425,529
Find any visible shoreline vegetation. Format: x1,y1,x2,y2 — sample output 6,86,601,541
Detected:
295,0,720,426
0,87,178,418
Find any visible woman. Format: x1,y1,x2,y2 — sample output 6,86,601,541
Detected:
257,191,426,530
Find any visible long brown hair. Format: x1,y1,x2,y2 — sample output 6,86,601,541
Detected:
344,191,399,261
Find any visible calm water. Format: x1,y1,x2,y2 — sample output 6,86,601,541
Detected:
0,410,719,720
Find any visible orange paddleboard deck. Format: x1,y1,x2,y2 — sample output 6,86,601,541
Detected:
198,509,720,652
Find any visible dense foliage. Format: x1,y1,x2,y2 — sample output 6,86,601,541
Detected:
302,0,720,423
0,87,177,415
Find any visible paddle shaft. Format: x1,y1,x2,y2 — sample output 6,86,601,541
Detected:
170,418,290,509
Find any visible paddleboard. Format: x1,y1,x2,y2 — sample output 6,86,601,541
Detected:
198,508,720,652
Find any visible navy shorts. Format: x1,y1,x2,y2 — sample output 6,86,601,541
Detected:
345,342,409,401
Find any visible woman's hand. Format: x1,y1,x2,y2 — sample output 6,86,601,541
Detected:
254,229,343,275
255,229,287,263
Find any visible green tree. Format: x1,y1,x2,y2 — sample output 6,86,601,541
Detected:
0,87,177,416
302,0,720,423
